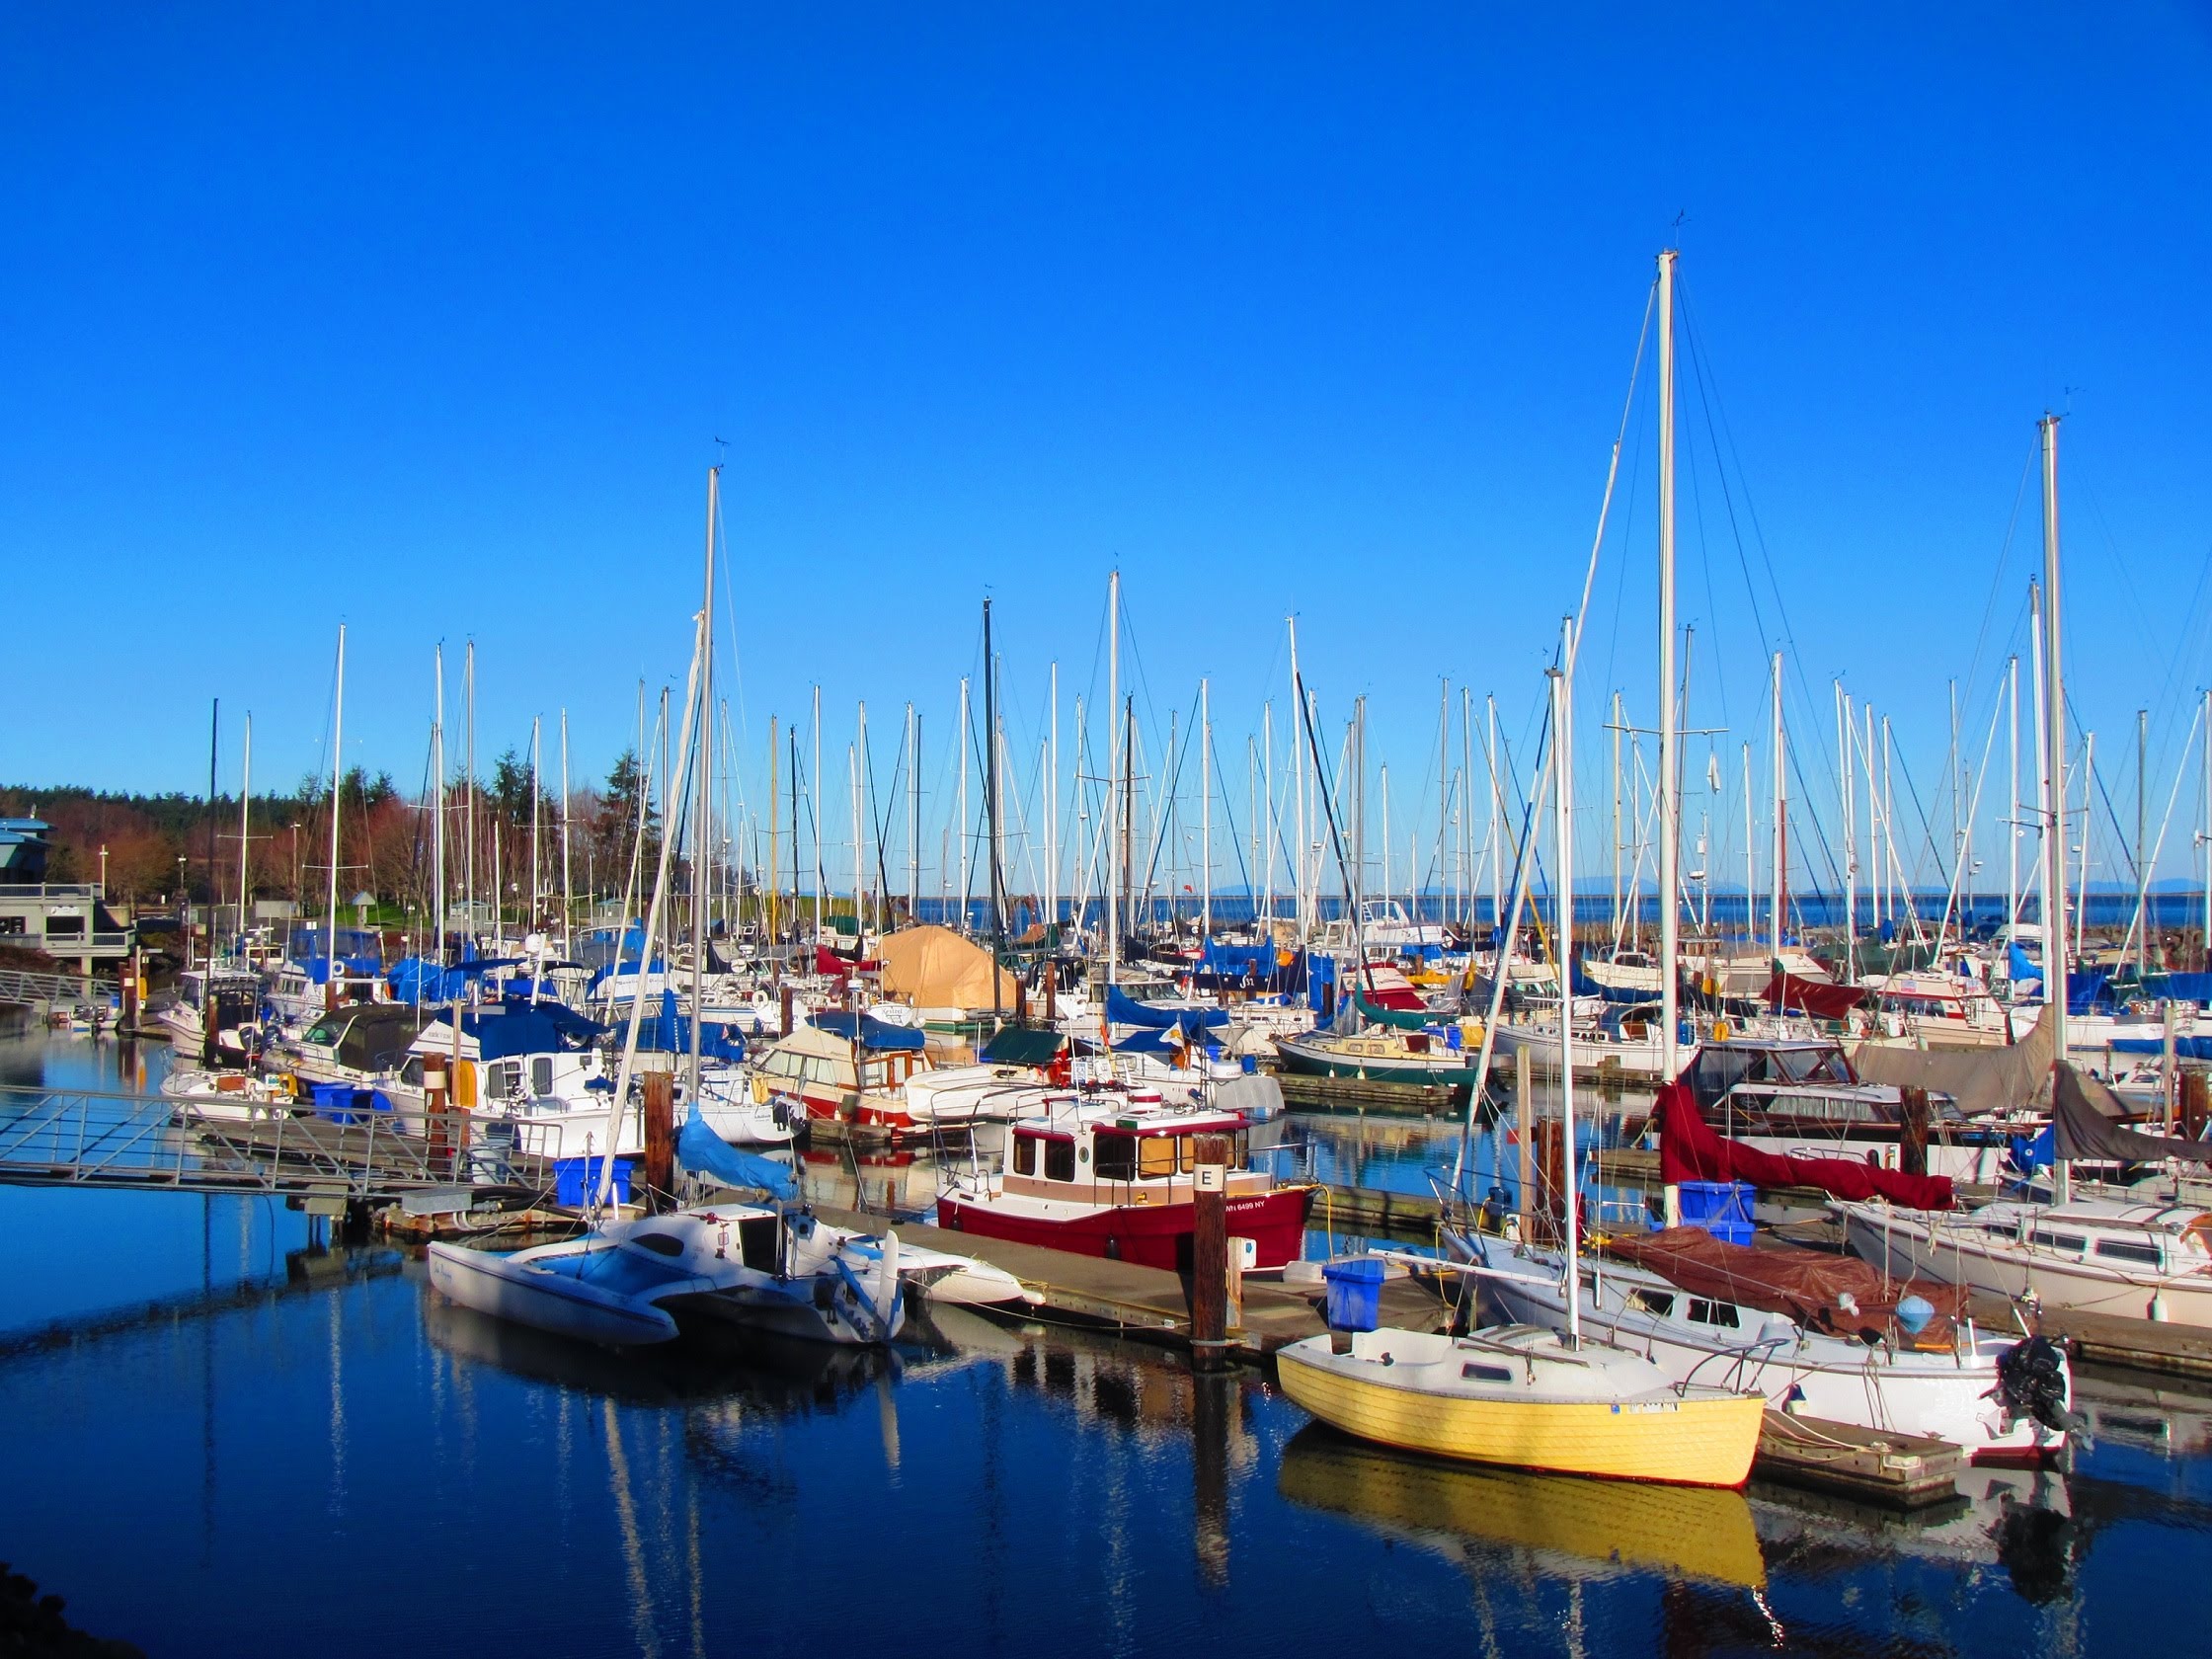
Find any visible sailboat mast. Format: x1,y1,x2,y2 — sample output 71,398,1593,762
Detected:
1771,652,1785,969
2039,415,2071,1201
983,598,1004,1011
238,711,252,952
907,703,919,924
958,675,972,932
326,628,346,1006
2008,657,2020,932
1656,247,1681,1079
1486,695,1500,939
1048,662,1059,937
1839,684,1856,982
530,716,542,932
1201,675,1212,940
464,642,476,952
1262,701,1274,939
1288,617,1304,942
433,649,445,967
1552,616,1581,1347
690,465,718,1106
811,685,823,947
559,709,573,956
1108,572,1121,980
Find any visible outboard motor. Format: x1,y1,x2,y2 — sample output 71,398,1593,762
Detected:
1997,1334,2084,1436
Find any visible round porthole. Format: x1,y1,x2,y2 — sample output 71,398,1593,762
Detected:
1078,1146,1089,1163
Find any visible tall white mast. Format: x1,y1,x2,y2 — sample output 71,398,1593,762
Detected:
907,702,919,924
1262,701,1274,937
2008,656,2020,932
811,683,823,944
2030,583,2049,956
1200,675,1212,939
1486,695,1500,942
1048,661,1059,935
433,650,445,963
559,709,573,955
2038,415,2071,1201
1771,652,1785,968
530,715,542,931
1288,617,1305,942
463,641,476,951
1108,572,1121,981
690,466,718,1101
238,712,253,945
1611,689,1624,942
1656,248,1681,1078
958,675,972,932
325,624,346,1006
856,699,869,934
1839,684,1856,982
1551,614,1582,1347
2202,686,2211,971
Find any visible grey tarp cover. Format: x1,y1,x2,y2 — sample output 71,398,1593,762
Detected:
1848,1003,2056,1119
1210,1071,1285,1122
2053,1063,2212,1167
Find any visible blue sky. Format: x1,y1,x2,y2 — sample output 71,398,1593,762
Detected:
5,5,2209,893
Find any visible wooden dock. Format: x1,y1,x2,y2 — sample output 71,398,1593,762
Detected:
811,1202,1448,1362
1752,1410,1964,1508
1314,1182,1443,1240
1966,1295,2212,1383
1271,1070,1466,1117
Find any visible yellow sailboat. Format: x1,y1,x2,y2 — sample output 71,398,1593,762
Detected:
1278,527,1766,1489
1274,1322,1764,1488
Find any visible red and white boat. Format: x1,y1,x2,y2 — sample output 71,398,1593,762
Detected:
935,1088,1317,1270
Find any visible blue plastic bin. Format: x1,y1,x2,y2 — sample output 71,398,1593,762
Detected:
1675,1179,1754,1245
554,1155,633,1208
309,1081,391,1126
1321,1257,1388,1332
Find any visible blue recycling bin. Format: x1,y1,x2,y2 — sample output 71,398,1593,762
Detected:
1321,1258,1388,1332
1675,1179,1754,1245
554,1155,633,1208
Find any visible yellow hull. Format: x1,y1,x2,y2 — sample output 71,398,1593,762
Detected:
1277,1348,1764,1488
1278,1426,1766,1588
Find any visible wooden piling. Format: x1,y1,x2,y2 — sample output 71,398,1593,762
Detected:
642,1071,674,1212
2182,1068,2210,1142
779,986,794,1039
424,1059,452,1177
1899,1086,1931,1178
1190,1132,1230,1371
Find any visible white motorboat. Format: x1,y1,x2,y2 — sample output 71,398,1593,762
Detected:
1475,1229,2074,1462
427,1202,1030,1348
1837,1196,2212,1325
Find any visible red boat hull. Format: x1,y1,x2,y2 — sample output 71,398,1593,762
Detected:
934,1185,1317,1272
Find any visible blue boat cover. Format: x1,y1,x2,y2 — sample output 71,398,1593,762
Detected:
2109,1034,2212,1062
810,1010,928,1051
1105,982,1229,1031
630,988,747,1062
676,1104,798,1201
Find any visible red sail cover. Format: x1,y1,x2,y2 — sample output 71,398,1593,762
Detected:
1760,973,1866,1020
1656,1081,1954,1210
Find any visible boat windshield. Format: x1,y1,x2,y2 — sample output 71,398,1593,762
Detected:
1775,1047,1853,1084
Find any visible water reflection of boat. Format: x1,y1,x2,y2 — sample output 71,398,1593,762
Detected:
2069,1365,2212,1457
422,1289,900,1408
1277,1424,1766,1589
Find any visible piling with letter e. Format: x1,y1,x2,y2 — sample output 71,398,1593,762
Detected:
1191,1133,1230,1370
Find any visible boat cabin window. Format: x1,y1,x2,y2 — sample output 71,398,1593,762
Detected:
2095,1238,2163,1267
1626,1288,1676,1317
487,1061,519,1099
305,1017,343,1047
1139,1135,1180,1179
1044,1138,1076,1183
631,1231,684,1257
1776,1048,1853,1085
531,1057,554,1096
1012,1135,1037,1176
1093,1132,1137,1182
2031,1231,2087,1255
1686,1299,1740,1328
1462,1363,1514,1383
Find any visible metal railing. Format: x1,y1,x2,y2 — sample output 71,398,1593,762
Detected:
0,1082,505,1200
0,966,117,1006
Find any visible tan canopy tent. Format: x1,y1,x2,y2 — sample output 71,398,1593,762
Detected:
1848,1002,2056,1119
875,925,1020,1011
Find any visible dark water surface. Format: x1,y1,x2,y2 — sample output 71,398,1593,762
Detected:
5,1034,2212,1658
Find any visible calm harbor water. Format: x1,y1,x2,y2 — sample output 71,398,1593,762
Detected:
5,1033,2212,1657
